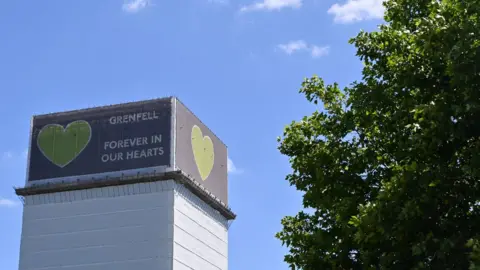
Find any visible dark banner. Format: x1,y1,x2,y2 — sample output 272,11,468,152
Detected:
28,98,172,181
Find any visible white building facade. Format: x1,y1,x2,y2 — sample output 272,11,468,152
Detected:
17,179,231,270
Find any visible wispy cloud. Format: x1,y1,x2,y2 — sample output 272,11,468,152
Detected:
310,45,330,58
122,0,150,13
277,40,330,58
278,40,308,54
0,198,19,207
208,0,229,4
240,0,302,13
0,149,30,162
328,0,385,23
227,157,243,174
2,151,13,160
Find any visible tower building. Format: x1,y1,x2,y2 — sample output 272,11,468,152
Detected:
15,97,236,270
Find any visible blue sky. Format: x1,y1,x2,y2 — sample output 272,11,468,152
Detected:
0,0,383,268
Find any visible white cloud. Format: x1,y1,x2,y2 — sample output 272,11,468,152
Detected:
227,157,243,174
311,45,330,58
277,40,329,58
1,149,29,161
328,0,385,23
278,40,308,54
122,0,150,13
2,151,13,160
240,0,302,12
208,0,229,4
0,198,19,207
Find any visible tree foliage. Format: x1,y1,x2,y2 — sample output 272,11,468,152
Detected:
276,0,480,269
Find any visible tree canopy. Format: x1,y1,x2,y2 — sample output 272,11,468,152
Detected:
276,0,480,269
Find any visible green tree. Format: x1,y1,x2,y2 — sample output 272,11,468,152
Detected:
276,0,480,269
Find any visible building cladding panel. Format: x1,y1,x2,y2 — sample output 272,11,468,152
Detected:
173,184,229,270
18,180,229,270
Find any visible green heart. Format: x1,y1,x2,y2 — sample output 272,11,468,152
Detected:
37,120,91,168
191,125,214,181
